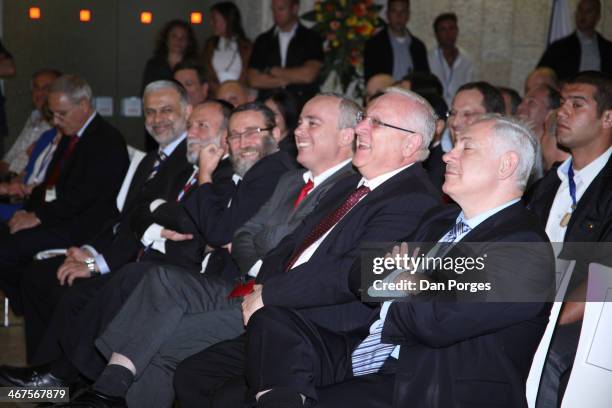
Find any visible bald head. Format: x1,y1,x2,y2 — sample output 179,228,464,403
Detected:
216,80,249,107
365,74,395,104
525,67,558,95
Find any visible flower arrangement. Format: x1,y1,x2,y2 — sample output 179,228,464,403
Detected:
302,0,383,96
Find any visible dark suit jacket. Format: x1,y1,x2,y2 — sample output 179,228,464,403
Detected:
526,155,612,289
26,114,129,243
364,28,430,81
232,162,356,274
382,202,554,408
164,150,298,271
423,143,445,191
91,140,195,271
249,24,324,103
537,31,612,80
257,164,440,332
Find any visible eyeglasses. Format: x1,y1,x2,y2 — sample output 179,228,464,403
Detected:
356,111,416,134
50,104,79,120
227,127,273,143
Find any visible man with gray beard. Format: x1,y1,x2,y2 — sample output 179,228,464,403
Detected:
0,101,297,408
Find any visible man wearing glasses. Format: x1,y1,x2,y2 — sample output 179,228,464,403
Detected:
174,87,441,408
0,74,128,313
0,101,297,408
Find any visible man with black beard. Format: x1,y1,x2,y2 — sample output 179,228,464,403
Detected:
0,102,297,408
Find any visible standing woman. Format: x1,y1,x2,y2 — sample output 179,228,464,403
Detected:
202,2,252,95
141,20,197,150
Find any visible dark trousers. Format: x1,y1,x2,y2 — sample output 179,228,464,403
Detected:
0,223,74,314
21,255,72,362
174,307,395,408
30,262,152,372
94,263,242,408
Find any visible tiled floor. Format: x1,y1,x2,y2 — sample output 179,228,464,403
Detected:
0,300,29,407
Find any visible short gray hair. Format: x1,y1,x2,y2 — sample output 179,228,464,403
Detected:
383,86,437,162
474,114,537,190
49,74,92,104
317,92,362,129
143,80,189,108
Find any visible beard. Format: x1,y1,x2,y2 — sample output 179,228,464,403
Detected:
230,135,278,177
186,136,221,164
146,120,185,148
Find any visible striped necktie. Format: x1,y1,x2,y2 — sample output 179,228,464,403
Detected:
351,219,471,376
285,185,370,271
177,169,198,202
147,150,167,181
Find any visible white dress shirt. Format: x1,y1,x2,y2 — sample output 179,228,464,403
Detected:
88,133,187,274
545,147,612,244
4,110,51,174
245,158,353,278
290,164,413,270
428,46,475,106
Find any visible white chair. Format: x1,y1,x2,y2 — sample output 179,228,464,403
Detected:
561,263,612,407
526,260,575,407
0,146,147,326
34,145,145,261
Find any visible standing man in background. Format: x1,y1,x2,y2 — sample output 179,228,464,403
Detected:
428,13,474,106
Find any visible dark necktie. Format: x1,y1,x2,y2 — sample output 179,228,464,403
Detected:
285,185,370,271
293,179,314,208
177,169,198,202
147,150,168,181
44,135,79,189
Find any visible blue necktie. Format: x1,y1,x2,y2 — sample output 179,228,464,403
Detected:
351,219,471,376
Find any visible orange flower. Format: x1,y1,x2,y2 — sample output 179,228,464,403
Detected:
353,3,367,17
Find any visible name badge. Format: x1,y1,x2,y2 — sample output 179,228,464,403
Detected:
45,187,57,202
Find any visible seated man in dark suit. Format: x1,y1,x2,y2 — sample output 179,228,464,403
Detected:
49,93,359,407
0,74,129,312
538,0,612,80
17,80,196,359
173,87,441,408
0,101,297,407
527,71,612,407
364,0,429,82
246,115,554,408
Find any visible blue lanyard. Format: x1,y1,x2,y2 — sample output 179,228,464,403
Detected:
567,160,577,210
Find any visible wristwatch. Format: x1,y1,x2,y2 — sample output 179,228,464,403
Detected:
84,257,100,276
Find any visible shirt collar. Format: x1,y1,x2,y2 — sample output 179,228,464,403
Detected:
358,163,413,191
275,23,298,37
160,132,187,157
232,174,242,185
577,30,597,42
458,198,521,230
76,112,97,137
302,158,352,188
557,146,612,185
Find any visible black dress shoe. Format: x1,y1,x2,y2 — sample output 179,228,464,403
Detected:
53,388,127,408
0,364,69,387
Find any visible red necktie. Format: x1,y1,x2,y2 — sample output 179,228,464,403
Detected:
294,179,314,208
284,185,370,271
44,135,79,189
